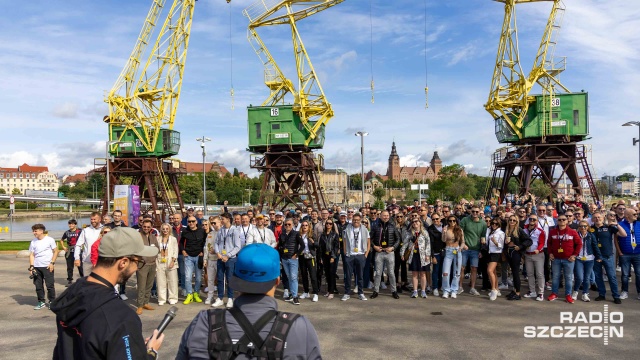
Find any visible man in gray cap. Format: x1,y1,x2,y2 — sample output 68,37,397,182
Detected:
51,227,163,359
176,243,321,359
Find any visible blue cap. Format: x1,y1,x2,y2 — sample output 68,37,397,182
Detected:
229,243,280,294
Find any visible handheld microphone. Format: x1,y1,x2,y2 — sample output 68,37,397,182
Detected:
156,306,178,336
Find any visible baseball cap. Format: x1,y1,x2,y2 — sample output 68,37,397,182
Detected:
99,227,158,258
229,244,280,294
339,211,347,216
187,207,195,211
275,211,284,216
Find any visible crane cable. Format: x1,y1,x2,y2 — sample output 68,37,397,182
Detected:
229,0,234,110
370,0,374,104
424,0,429,109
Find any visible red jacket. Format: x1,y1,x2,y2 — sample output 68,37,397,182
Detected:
90,237,102,266
548,227,582,259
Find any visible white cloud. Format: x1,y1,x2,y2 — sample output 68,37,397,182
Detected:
52,102,79,119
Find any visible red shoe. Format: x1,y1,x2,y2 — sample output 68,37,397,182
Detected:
547,293,558,301
565,295,574,304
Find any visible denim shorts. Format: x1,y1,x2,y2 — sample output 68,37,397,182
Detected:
462,249,479,268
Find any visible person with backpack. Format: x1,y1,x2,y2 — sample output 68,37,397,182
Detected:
176,243,322,359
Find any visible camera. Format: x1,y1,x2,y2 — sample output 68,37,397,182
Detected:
29,269,38,280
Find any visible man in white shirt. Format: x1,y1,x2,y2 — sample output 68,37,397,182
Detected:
526,205,555,289
341,214,370,301
29,223,60,310
74,212,104,276
237,213,254,248
247,214,277,248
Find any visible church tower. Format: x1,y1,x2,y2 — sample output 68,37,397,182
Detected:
387,141,400,181
430,151,442,176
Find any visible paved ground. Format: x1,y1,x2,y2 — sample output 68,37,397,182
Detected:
1,254,638,359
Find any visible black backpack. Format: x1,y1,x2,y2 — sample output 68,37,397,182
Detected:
207,307,300,360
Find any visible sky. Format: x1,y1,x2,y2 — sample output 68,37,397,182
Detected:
0,0,639,180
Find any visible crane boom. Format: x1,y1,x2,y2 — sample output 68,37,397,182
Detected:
485,0,572,143
105,0,196,157
245,0,342,151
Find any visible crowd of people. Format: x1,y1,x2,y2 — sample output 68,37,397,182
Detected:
27,194,640,313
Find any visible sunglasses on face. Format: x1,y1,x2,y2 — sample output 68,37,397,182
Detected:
509,219,517,222
412,220,421,224
557,218,567,222
472,211,480,213
529,218,537,222
326,223,333,226
188,220,196,223
285,224,293,227
432,218,440,221
447,219,456,223
579,225,588,228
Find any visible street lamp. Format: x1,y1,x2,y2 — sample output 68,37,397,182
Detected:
105,140,122,213
354,131,368,208
196,136,211,215
622,121,640,197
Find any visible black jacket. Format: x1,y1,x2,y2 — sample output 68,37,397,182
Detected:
370,221,402,250
427,224,445,254
278,230,304,259
504,227,533,254
318,231,340,259
51,277,153,359
181,226,206,257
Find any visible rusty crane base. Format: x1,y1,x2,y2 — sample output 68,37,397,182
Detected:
251,151,327,212
95,157,186,226
487,143,599,203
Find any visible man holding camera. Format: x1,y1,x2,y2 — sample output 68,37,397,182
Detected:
59,219,83,287
51,227,163,359
29,223,59,310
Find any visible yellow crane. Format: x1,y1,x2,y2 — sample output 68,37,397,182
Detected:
104,0,197,157
244,0,343,152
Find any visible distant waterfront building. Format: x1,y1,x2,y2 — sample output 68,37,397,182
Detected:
0,163,59,194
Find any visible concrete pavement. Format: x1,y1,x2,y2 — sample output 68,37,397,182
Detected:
1,254,638,359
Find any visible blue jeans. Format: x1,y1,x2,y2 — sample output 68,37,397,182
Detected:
363,251,374,287
183,255,202,294
178,254,185,289
594,256,619,299
442,247,461,294
619,253,640,293
345,254,365,295
552,259,575,296
431,253,443,290
217,257,237,299
282,258,299,297
573,259,594,294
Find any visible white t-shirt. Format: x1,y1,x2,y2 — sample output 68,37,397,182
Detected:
29,236,57,267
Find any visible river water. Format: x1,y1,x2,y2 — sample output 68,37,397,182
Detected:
0,216,92,241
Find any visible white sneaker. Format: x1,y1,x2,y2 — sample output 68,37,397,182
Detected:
300,292,309,299
620,291,629,299
181,288,187,296
442,292,450,299
205,297,212,305
637,294,640,300
380,282,387,290
158,302,165,306
312,294,318,302
341,294,350,301
204,287,209,293
498,283,509,290
421,291,428,298
358,294,368,301
489,290,497,301
571,291,579,301
226,299,234,308
283,289,290,299
212,298,224,307
469,288,480,296
545,282,552,291
451,292,457,299
119,294,128,301
169,300,178,305
523,292,537,298
536,294,544,301
507,279,514,287
496,290,502,297
457,288,464,295
433,289,439,297
582,293,590,302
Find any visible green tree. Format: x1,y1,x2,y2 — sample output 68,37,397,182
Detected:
233,168,240,177
447,177,477,201
0,188,5,194
439,164,465,179
616,173,635,182
372,187,386,202
530,180,553,199
12,188,21,195
350,174,362,191
595,180,609,197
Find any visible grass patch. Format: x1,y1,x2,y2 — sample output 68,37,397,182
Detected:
0,241,31,251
